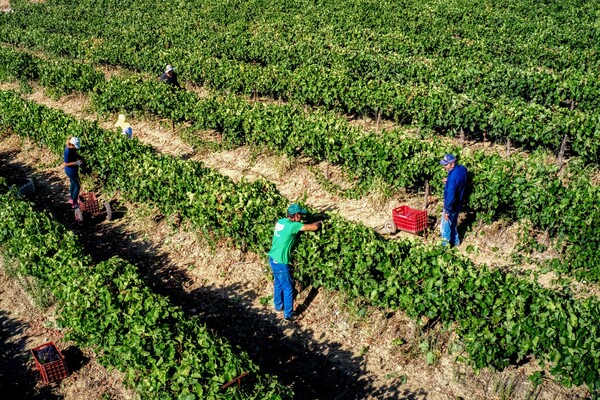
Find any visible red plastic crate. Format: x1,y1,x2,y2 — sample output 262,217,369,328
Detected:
392,205,428,234
31,342,68,384
78,192,100,215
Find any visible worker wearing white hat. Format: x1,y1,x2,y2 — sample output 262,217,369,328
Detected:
159,64,179,87
63,136,83,208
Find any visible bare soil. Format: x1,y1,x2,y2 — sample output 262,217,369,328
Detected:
0,125,590,398
3,80,592,297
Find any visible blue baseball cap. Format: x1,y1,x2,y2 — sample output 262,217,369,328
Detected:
287,204,307,215
439,154,457,166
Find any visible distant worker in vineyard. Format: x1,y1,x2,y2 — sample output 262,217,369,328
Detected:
114,114,133,139
268,204,322,321
439,153,467,247
63,136,83,208
159,64,179,87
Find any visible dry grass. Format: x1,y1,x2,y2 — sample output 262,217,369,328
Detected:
4,79,594,291
0,131,592,399
0,73,595,397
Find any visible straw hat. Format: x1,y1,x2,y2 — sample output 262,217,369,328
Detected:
115,114,127,128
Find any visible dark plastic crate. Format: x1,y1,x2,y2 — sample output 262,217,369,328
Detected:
392,205,428,234
31,342,68,384
18,178,35,196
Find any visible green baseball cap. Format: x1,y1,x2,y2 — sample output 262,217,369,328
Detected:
287,204,307,215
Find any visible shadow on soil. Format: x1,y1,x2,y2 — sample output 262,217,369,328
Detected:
0,149,428,399
62,346,90,376
0,310,62,399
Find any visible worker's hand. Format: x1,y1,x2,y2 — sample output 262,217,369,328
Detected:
442,177,447,184
76,160,83,166
444,213,449,221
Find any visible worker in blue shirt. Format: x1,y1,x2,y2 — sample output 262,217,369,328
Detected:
159,64,179,87
63,136,82,208
439,154,467,247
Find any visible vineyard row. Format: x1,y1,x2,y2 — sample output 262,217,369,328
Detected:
0,90,599,392
0,184,288,399
1,46,599,282
1,0,600,161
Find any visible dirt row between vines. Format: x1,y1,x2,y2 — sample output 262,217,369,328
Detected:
4,80,595,298
0,41,576,282
0,87,591,398
0,134,588,400
0,82,538,268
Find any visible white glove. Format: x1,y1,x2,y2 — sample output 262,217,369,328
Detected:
76,160,83,166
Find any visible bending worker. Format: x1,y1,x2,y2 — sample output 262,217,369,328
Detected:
114,114,133,139
159,64,179,87
268,204,322,321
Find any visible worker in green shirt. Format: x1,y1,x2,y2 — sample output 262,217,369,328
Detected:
268,204,322,321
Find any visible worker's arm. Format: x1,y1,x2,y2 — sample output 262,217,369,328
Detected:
63,153,82,167
444,175,457,212
300,221,322,231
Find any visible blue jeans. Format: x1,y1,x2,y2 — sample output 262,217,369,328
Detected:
440,210,460,247
65,168,80,203
269,257,294,319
